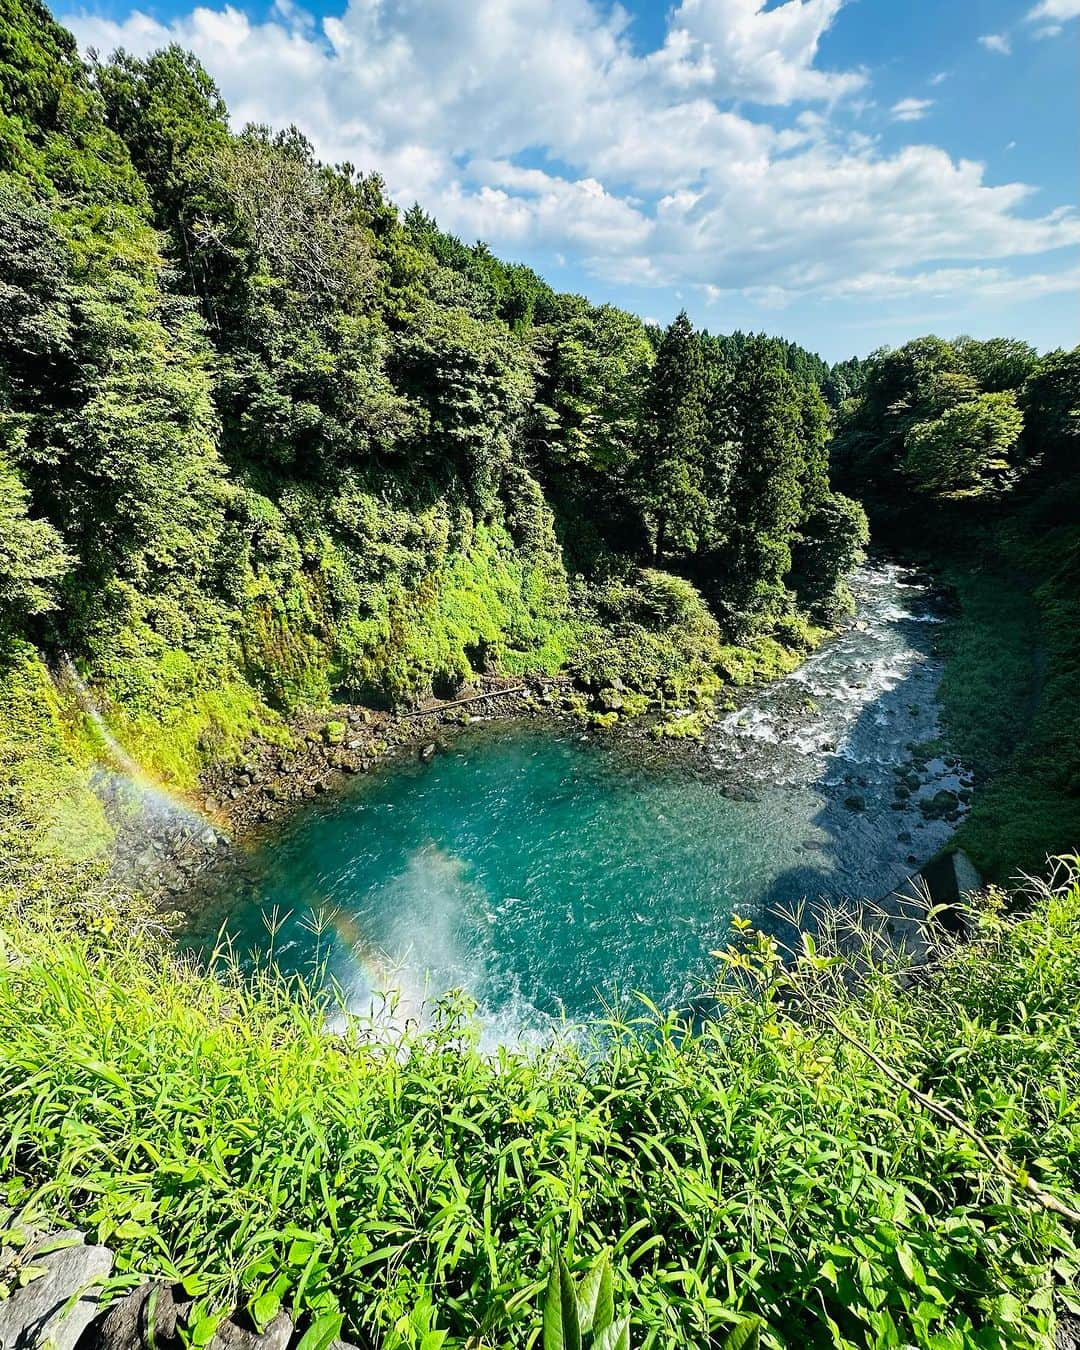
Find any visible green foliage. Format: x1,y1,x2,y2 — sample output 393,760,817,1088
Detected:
939,528,1080,880
789,491,869,623
836,337,1080,879
571,569,725,708
542,1251,628,1350
631,311,710,559
0,640,112,910
905,391,1023,497
1020,347,1080,475
3,867,1080,1347
0,449,69,626
716,337,806,628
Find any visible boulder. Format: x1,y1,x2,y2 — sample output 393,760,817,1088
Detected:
419,743,437,762
919,789,960,820
843,793,866,812
89,1284,293,1350
0,1230,112,1350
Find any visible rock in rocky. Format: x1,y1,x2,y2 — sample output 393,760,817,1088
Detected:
419,742,437,762
214,1311,294,1349
1055,1314,1080,1349
89,1283,293,1350
843,794,866,812
920,789,960,820
0,1230,112,1350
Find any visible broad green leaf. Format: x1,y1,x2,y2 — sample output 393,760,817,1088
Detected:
593,1314,631,1350
295,1312,344,1350
721,1318,761,1350
252,1291,281,1330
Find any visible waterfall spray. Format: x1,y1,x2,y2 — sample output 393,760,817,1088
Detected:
58,656,211,834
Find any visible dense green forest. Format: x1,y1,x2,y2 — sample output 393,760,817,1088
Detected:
2,0,1080,1346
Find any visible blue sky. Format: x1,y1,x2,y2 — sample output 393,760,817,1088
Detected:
64,0,1079,361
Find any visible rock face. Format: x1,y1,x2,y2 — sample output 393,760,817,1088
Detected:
0,1230,112,1350
87,1283,293,1350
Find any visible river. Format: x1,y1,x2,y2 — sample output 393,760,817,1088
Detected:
185,561,970,1039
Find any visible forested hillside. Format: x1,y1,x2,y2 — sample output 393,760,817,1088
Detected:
0,0,858,732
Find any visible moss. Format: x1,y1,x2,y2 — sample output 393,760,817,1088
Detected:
651,710,708,740
101,658,286,791
322,719,347,745
337,519,573,705
0,641,113,912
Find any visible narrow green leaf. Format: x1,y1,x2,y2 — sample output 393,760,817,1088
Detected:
575,1253,609,1334
543,1260,565,1350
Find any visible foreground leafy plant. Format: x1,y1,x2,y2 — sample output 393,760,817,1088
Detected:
542,1250,627,1350
2,866,1080,1347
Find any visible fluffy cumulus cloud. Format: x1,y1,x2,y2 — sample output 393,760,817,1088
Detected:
66,0,1079,315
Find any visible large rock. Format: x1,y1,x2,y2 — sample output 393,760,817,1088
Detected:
0,1230,112,1350
88,1283,293,1350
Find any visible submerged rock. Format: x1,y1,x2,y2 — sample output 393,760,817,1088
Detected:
920,789,960,820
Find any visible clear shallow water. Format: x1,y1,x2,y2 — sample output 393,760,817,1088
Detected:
186,563,967,1038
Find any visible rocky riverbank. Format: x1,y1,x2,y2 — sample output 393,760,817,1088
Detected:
103,561,974,923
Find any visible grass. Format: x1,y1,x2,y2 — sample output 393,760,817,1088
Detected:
935,567,1037,784
933,510,1080,882
2,867,1080,1347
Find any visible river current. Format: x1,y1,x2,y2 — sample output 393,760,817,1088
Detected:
188,562,970,1039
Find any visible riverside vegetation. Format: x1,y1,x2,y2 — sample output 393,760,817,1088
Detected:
1,0,1080,1345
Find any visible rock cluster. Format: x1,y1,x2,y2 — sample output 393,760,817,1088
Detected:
0,1230,111,1350
0,1230,359,1350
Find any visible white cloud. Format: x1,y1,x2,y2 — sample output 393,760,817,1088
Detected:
978,33,1012,54
1027,0,1080,19
647,0,865,104
891,97,933,122
817,263,1080,302
64,0,1079,314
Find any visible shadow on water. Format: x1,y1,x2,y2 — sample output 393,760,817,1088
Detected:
712,565,971,942
183,563,973,1042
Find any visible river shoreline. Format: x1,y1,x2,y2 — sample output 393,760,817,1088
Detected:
115,558,972,931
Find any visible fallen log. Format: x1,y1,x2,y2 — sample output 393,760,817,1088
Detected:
403,685,528,718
